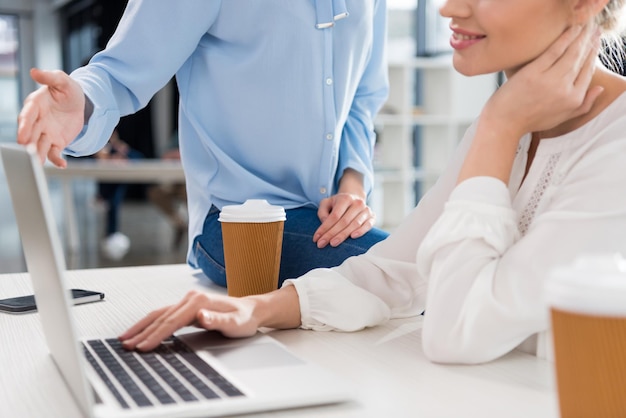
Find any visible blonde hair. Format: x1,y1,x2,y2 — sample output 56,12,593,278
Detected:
597,0,626,32
597,0,626,73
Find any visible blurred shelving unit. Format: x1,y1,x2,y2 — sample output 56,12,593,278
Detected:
373,54,498,230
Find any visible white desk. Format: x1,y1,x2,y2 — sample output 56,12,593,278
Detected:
0,264,559,418
44,160,185,254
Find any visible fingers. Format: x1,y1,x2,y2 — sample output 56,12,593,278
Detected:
119,291,255,352
494,22,602,135
527,24,598,87
576,85,605,117
30,68,69,90
48,145,68,168
17,97,41,145
30,67,49,84
537,24,599,86
567,34,603,118
572,31,601,90
34,133,67,167
314,197,354,247
316,198,332,222
553,25,600,84
119,306,169,341
37,133,52,164
18,67,85,163
314,194,374,248
120,292,204,351
529,25,585,74
313,198,334,243
137,302,199,351
120,305,182,351
349,214,376,239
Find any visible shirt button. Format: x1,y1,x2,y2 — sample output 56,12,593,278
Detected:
319,187,327,194
325,78,333,85
325,133,333,140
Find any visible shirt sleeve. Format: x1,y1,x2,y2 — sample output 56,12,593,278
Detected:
64,0,222,157
335,0,389,196
418,132,626,364
284,121,479,332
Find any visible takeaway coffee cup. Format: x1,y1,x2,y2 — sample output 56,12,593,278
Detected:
545,254,626,418
218,200,286,297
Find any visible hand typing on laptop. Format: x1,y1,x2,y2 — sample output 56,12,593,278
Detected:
2,143,353,416
120,287,302,352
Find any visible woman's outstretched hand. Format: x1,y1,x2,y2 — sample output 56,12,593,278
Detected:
119,286,302,352
17,68,86,167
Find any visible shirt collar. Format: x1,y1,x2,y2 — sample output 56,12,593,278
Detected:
315,0,349,29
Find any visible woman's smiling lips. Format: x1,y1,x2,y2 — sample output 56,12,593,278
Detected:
449,26,486,50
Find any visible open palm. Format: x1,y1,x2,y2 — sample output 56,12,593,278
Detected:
17,68,86,167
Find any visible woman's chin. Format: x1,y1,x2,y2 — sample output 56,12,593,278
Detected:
452,57,500,77
452,62,480,77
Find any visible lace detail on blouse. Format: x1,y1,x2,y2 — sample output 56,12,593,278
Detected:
518,153,562,235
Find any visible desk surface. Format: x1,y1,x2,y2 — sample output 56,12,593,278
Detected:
0,264,559,418
44,159,185,183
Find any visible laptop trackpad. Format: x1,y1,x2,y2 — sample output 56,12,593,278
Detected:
207,343,304,371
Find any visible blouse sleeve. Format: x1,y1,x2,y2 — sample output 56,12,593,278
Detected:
418,128,626,364
283,122,480,332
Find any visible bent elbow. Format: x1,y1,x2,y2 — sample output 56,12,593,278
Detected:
421,325,494,365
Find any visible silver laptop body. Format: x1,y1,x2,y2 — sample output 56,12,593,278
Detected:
0,143,351,418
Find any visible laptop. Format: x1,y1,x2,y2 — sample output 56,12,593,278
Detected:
0,143,351,418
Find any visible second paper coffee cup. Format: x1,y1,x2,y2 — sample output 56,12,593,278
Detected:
545,254,626,418
218,199,286,297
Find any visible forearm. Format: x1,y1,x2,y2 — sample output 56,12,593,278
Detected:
337,168,366,199
249,286,301,330
457,112,523,185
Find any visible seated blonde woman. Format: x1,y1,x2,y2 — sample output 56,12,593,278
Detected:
120,0,626,364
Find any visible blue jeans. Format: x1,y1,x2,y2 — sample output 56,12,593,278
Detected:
97,148,144,236
193,205,389,288
98,182,128,236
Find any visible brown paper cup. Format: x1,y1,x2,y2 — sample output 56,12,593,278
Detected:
221,221,284,297
219,200,286,297
550,309,626,418
546,255,626,418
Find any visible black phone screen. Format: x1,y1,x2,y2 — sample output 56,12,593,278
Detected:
0,289,104,313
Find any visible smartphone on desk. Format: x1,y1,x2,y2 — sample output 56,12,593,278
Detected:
0,289,105,314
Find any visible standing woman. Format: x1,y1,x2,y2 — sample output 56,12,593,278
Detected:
17,1,390,288
121,0,626,365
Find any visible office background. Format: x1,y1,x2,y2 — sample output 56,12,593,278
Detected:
0,0,455,274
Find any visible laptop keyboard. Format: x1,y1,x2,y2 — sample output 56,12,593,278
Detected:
82,337,244,409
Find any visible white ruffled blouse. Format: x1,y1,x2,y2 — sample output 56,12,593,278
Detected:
285,92,626,364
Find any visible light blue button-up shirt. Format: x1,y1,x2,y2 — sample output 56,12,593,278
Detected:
67,0,389,266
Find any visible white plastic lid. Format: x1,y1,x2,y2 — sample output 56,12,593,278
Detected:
545,254,626,316
218,199,286,223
